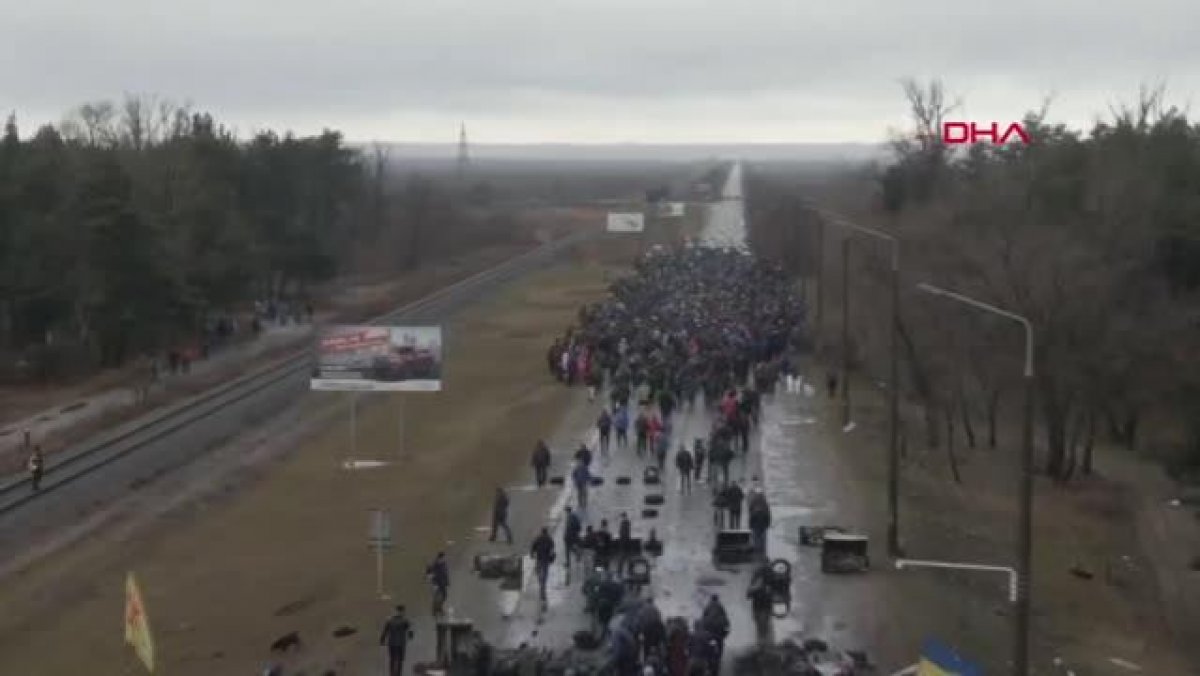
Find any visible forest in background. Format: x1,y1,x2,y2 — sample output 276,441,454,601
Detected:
747,82,1200,481
0,97,536,383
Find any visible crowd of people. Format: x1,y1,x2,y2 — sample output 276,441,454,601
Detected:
541,247,807,676
375,247,810,676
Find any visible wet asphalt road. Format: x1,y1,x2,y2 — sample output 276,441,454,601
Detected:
382,163,885,674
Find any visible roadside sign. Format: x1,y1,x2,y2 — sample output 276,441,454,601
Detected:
607,212,645,233
369,509,393,549
312,325,443,392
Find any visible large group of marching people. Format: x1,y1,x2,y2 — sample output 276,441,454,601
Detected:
374,246,809,676
536,246,809,676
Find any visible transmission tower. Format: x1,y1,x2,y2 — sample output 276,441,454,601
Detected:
456,123,469,178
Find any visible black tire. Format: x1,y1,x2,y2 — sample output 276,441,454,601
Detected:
769,558,791,578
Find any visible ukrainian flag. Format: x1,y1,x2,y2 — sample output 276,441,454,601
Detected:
918,638,982,676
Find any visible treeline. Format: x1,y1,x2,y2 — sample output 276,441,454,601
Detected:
0,97,513,381
749,81,1200,481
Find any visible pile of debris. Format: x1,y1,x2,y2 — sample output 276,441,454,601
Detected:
731,639,874,676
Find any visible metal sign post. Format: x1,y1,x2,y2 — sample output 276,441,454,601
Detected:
369,509,393,599
397,396,405,461
351,392,360,460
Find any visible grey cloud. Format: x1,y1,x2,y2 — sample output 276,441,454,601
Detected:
3,0,1198,141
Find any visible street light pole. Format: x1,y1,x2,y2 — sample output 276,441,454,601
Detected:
840,237,852,427
805,203,903,556
916,282,1035,676
886,246,901,557
815,214,825,348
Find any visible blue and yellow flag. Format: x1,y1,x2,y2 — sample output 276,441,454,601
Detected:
918,638,981,676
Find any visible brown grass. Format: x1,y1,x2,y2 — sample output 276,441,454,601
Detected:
0,258,621,676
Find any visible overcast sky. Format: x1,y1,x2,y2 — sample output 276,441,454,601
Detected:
3,0,1197,144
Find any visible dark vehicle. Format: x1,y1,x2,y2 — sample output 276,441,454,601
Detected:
370,346,438,381
820,533,869,574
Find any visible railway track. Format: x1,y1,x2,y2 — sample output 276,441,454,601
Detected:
0,233,588,518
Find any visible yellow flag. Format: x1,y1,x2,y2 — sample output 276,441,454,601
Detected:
124,572,156,673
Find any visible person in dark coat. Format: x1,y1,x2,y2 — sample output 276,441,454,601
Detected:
490,487,513,543
687,620,717,676
531,527,556,604
635,412,650,457
616,512,633,574
27,446,44,492
675,445,694,494
594,519,615,571
563,505,583,572
598,409,613,455
748,490,771,557
638,597,666,662
572,461,591,510
531,440,551,487
700,596,730,675
725,481,745,529
594,572,623,637
692,439,706,483
379,605,414,676
575,443,593,469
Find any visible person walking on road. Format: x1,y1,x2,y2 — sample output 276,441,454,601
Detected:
748,488,772,559
426,552,450,617
700,595,731,676
614,405,630,449
688,619,718,676
693,439,706,483
725,481,745,529
675,445,693,494
490,487,513,544
711,482,728,529
709,437,732,486
572,460,591,510
379,605,414,676
639,596,666,662
531,440,551,487
655,433,669,473
635,410,649,458
563,505,583,576
531,527,556,606
597,409,613,457
27,445,44,492
594,519,615,572
616,512,633,574
575,442,593,470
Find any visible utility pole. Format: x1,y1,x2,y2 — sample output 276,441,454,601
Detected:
815,214,825,349
887,245,901,556
916,282,1035,676
456,123,469,179
840,237,851,427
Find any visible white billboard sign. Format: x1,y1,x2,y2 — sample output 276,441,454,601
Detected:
659,202,685,218
607,212,645,233
312,325,443,392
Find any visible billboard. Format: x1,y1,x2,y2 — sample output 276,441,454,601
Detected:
311,325,442,392
659,202,685,218
607,212,645,232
